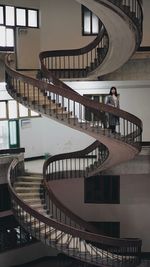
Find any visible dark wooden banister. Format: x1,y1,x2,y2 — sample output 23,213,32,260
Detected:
43,140,105,170
7,159,142,248
5,58,142,132
42,141,108,234
39,25,107,90
39,25,105,58
5,1,144,263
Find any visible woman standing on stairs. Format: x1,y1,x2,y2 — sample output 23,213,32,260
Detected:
105,86,120,133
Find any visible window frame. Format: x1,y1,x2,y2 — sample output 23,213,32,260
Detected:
82,5,100,36
0,4,39,51
84,175,120,204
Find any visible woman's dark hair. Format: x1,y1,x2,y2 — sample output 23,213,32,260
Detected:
109,86,118,96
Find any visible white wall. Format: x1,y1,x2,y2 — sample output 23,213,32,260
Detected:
20,116,94,158
19,80,150,158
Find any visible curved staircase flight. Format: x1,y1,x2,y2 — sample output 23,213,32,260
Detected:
6,0,143,266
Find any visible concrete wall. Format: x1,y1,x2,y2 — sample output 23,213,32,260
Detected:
142,0,150,46
49,154,150,252
19,116,94,158
99,55,150,80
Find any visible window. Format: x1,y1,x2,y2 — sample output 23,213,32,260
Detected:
0,26,14,49
28,9,38,27
16,8,26,26
0,5,39,51
0,5,39,28
5,6,15,26
0,100,39,120
84,175,120,204
9,120,20,148
0,101,7,119
82,5,100,35
8,100,17,119
0,6,4,24
0,121,9,149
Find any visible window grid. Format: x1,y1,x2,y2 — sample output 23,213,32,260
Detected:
0,5,39,50
0,4,39,28
82,5,100,36
0,6,4,25
0,99,40,121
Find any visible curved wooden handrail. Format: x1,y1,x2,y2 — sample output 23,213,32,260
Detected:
39,25,106,58
43,140,106,172
5,57,142,132
39,24,108,80
5,1,144,264
39,0,143,82
7,159,142,248
42,141,108,235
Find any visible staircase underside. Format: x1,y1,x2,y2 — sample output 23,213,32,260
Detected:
75,0,139,79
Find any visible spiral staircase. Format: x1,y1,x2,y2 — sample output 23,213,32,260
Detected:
5,1,143,266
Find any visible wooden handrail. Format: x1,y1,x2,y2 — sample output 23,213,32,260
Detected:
39,26,105,59
5,1,143,264
7,159,142,248
5,58,142,131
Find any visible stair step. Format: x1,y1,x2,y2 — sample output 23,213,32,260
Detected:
15,187,42,193
17,192,42,199
16,175,43,182
24,172,43,177
14,181,41,187
23,198,44,204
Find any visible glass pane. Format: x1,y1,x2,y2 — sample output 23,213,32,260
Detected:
16,8,26,26
0,101,7,118
0,26,5,46
19,103,28,117
0,6,4,24
28,10,37,27
0,121,9,149
6,6,15,26
30,110,39,116
0,82,12,100
92,14,99,34
84,10,91,34
8,101,17,119
6,28,14,47
9,121,17,145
